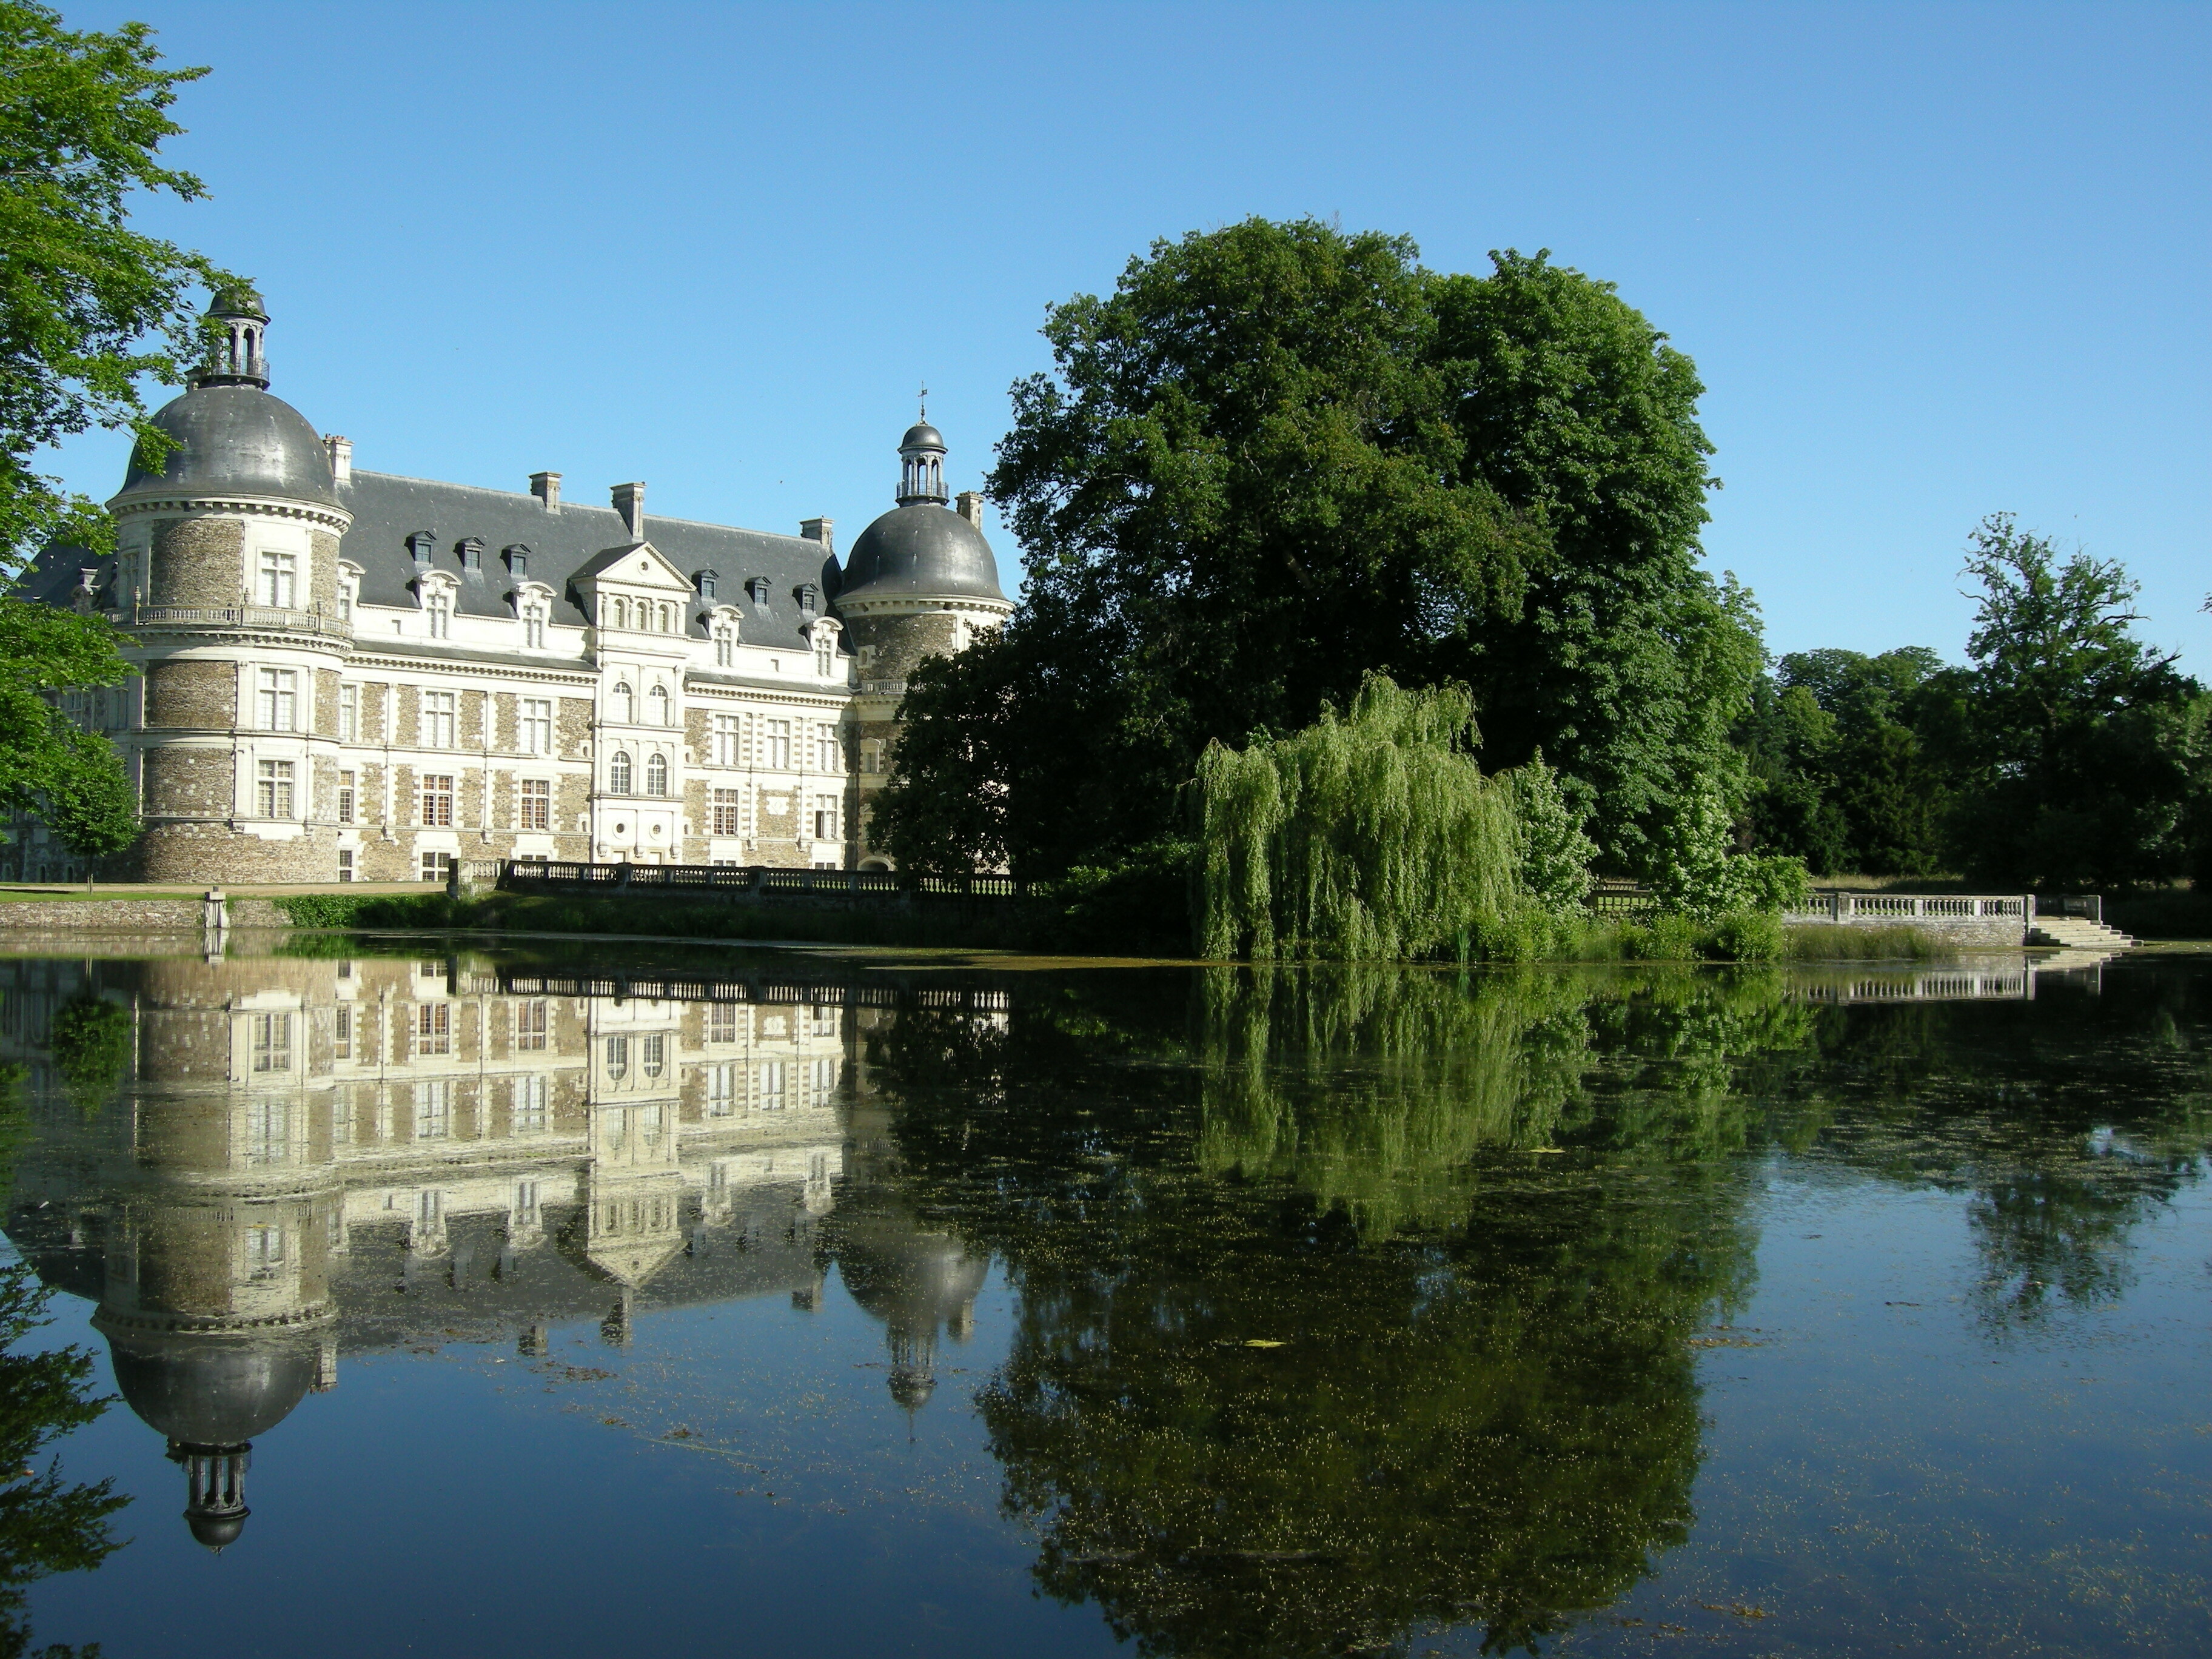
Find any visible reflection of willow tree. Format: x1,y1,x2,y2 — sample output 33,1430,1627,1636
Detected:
863,966,1817,1656
1759,972,2212,1329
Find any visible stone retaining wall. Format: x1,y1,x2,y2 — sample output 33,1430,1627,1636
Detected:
0,897,290,931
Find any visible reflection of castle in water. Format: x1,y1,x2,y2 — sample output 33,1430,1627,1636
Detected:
0,951,1005,1550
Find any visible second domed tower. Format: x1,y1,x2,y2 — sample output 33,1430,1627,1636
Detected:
837,417,1013,868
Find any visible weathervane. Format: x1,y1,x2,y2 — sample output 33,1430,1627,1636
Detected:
917,383,928,421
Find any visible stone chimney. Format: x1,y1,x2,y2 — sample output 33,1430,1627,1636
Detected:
612,481,646,542
324,435,352,485
800,517,834,559
530,471,561,514
955,491,985,529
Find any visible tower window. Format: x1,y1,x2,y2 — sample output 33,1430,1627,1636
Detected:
256,668,298,730
257,550,297,608
256,759,295,817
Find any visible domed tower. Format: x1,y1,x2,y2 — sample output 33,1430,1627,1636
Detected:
106,287,354,882
837,414,1013,868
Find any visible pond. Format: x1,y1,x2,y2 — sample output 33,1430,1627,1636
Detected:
0,939,2205,1657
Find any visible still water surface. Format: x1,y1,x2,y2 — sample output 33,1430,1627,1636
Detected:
0,940,2206,1657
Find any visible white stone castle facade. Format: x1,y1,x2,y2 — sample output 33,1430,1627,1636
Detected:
5,290,1011,883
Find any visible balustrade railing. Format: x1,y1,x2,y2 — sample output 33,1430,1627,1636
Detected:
499,859,1028,900
131,603,351,638
1784,892,2030,923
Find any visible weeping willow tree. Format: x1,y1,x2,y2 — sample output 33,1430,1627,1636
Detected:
1196,675,1520,960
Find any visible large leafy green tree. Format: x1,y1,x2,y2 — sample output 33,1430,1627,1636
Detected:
1429,252,1758,871
879,221,1752,884
1,0,235,571
1940,514,2201,888
0,598,138,873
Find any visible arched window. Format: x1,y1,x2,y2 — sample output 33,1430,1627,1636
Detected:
610,597,629,630
609,751,632,794
660,603,675,633
611,682,633,723
646,753,668,796
647,685,671,726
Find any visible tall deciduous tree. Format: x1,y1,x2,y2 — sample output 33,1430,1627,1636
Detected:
0,597,138,871
0,0,236,569
881,221,1754,884
1943,514,2200,888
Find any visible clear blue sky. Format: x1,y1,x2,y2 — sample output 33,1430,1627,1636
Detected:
46,1,2212,669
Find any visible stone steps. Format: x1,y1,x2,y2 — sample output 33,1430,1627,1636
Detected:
2026,916,2136,950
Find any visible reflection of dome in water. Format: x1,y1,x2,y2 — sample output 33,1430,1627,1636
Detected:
106,1333,317,1552
834,1212,987,1411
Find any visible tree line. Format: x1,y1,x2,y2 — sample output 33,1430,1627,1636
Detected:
874,216,2207,917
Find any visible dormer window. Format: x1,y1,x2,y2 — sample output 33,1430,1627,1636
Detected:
504,544,530,577
796,583,819,615
407,531,435,566
713,622,734,668
695,569,717,600
458,537,484,571
746,577,771,605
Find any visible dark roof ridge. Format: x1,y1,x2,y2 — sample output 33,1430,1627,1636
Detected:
346,469,822,547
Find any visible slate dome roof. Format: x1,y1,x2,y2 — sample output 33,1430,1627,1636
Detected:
900,421,945,452
839,503,1005,604
107,1332,318,1447
110,383,341,512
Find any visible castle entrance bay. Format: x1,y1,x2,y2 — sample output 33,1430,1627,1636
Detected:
3,940,2207,1657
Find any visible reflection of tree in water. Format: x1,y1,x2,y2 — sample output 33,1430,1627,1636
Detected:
0,1259,128,1659
1763,967,2212,1330
865,966,1805,1656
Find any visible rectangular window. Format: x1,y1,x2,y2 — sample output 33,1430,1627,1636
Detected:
860,740,884,774
420,773,454,827
523,608,546,650
415,1002,451,1056
421,690,456,749
706,1004,738,1045
808,1056,837,1110
712,712,742,766
815,726,840,772
334,1005,352,1059
515,998,548,1051
258,549,297,609
757,1060,786,1111
419,848,452,883
337,770,355,824
414,1079,451,1140
714,628,733,668
711,788,742,837
245,1224,287,1272
519,778,551,831
764,719,791,769
605,1034,629,1081
812,794,839,841
706,1062,735,1116
642,1033,666,1079
250,1011,293,1073
513,1074,548,1133
337,848,355,882
514,1178,541,1222
256,759,295,818
339,682,359,741
427,598,451,640
246,1099,287,1165
256,668,298,731
815,643,833,677
520,697,552,756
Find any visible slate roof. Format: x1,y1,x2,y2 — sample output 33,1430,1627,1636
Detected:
338,471,843,645
11,471,849,655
